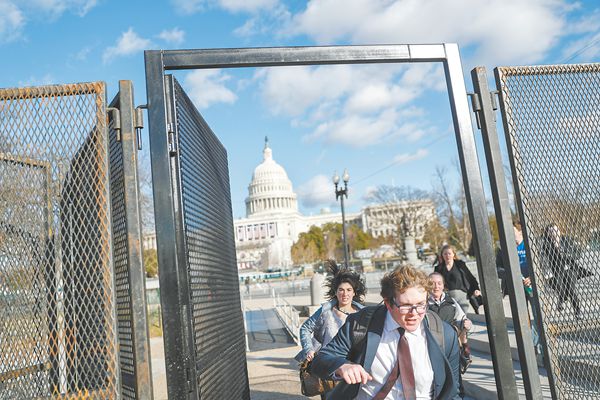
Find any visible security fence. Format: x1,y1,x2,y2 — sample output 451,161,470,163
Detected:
0,83,120,398
145,74,250,399
495,64,600,398
0,81,151,399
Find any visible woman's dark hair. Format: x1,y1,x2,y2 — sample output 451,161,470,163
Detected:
324,260,366,304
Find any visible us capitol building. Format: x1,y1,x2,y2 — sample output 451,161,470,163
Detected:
233,139,435,270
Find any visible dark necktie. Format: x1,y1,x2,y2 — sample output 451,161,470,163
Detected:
372,328,416,400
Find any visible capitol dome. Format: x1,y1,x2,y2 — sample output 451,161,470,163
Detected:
245,138,298,217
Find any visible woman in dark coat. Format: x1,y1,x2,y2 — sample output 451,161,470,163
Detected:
434,244,481,313
542,224,585,318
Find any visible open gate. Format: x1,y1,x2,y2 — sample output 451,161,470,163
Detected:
472,64,600,399
0,81,152,399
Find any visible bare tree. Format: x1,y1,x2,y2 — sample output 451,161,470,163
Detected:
137,153,155,234
431,164,472,252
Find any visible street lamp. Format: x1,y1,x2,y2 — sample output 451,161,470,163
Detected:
333,169,350,268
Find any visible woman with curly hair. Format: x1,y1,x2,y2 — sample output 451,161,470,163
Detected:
295,260,366,364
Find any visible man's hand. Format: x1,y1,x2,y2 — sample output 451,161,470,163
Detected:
523,277,531,287
463,318,472,331
335,363,373,385
305,350,316,362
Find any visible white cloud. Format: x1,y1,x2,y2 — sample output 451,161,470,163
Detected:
392,148,429,165
172,0,278,14
308,108,400,147
0,0,98,43
297,174,337,209
171,0,203,14
257,63,442,146
284,0,573,66
18,73,55,87
157,27,185,45
184,69,237,109
0,1,24,43
103,28,152,64
220,0,278,13
72,46,91,61
18,0,98,18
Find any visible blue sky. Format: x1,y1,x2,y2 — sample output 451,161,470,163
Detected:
2,0,600,221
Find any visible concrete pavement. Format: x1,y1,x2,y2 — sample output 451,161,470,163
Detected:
150,288,543,399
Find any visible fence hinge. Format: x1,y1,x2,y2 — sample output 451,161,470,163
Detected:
107,107,121,141
185,364,194,393
167,122,177,156
134,104,146,151
468,90,498,130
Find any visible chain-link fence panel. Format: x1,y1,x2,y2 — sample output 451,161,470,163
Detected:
0,83,120,398
167,76,249,399
496,64,600,398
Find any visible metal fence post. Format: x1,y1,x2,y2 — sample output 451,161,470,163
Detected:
471,66,543,400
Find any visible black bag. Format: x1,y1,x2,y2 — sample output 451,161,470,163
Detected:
459,343,472,374
469,294,483,314
299,359,336,397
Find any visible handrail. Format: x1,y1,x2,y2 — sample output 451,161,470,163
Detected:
273,293,300,345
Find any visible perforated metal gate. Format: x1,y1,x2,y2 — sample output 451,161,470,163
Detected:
0,81,152,399
156,75,250,399
496,64,600,398
107,81,154,400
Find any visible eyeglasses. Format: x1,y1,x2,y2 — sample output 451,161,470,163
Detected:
390,298,427,314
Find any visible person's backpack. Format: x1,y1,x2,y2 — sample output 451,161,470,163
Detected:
426,311,472,374
424,311,445,350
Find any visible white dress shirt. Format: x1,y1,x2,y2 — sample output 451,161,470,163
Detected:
355,311,434,400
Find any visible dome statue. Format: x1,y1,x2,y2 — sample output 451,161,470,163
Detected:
245,137,298,217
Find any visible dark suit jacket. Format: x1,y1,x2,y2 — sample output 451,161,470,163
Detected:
312,305,460,400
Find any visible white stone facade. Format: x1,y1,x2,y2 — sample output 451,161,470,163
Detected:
361,200,436,239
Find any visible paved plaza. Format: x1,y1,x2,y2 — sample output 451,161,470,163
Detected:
150,289,552,399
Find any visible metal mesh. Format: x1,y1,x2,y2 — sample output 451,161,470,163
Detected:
108,101,136,400
0,83,119,398
497,64,600,397
172,77,250,399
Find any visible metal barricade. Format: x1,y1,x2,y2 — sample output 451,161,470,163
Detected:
145,73,250,399
495,64,600,398
0,83,120,398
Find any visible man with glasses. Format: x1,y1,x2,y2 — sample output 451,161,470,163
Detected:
312,265,460,399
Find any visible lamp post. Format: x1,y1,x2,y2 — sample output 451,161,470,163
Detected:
333,169,350,268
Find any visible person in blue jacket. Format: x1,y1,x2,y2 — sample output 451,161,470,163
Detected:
312,265,460,400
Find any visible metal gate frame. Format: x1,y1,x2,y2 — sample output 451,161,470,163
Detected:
144,44,518,399
470,67,543,399
474,64,600,399
108,80,154,399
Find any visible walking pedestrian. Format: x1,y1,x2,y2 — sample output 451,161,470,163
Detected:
434,245,481,314
312,265,460,400
295,260,366,399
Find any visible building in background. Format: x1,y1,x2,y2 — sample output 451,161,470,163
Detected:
143,139,436,270
234,138,361,269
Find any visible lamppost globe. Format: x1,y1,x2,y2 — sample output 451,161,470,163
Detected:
332,171,340,185
342,169,349,184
